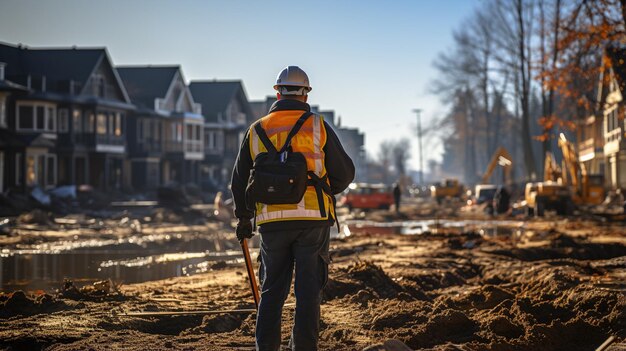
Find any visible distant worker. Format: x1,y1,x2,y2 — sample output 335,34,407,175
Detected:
231,66,355,351
393,183,402,213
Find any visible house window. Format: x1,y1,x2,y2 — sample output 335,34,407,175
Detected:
115,113,122,136
206,130,216,150
73,109,82,132
58,109,69,133
107,113,115,136
18,105,34,129
25,153,56,187
36,106,45,130
177,123,183,142
0,95,6,128
46,106,56,131
93,75,105,98
144,119,151,139
26,155,37,186
17,102,57,131
85,112,95,133
97,113,107,135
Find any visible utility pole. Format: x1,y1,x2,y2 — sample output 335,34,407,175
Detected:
413,109,424,186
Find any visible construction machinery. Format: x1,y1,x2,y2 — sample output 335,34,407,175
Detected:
525,181,572,216
481,147,513,185
474,147,513,205
525,133,606,217
431,178,464,204
557,133,605,205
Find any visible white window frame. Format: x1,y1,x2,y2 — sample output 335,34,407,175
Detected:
58,108,69,133
115,113,122,136
73,109,83,133
16,101,57,132
86,112,95,133
25,151,56,188
96,113,107,135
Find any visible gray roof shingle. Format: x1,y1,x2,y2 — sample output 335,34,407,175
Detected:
189,80,252,123
116,66,179,109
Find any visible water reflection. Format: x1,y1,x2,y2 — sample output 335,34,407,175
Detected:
0,233,242,292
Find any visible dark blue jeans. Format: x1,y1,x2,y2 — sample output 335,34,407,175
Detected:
255,225,330,351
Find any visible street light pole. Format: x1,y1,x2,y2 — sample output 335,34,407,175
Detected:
413,109,424,186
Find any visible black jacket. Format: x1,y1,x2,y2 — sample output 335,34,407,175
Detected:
231,99,355,232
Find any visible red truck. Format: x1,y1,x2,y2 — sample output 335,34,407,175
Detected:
341,183,394,210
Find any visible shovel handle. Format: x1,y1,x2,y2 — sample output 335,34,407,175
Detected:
241,238,260,309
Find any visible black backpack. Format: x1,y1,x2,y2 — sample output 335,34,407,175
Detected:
246,112,312,206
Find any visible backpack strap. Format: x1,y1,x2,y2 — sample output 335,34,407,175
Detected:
254,122,277,154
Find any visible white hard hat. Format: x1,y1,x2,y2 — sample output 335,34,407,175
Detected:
273,66,312,96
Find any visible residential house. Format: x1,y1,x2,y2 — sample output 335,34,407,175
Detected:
601,46,626,189
249,96,277,121
0,42,134,191
117,66,204,190
0,62,30,193
189,80,253,190
577,113,604,176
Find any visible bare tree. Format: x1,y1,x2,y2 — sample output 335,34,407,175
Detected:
489,0,538,178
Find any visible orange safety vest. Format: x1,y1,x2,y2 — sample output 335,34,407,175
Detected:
249,110,334,225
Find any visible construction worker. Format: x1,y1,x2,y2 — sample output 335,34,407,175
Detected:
393,183,401,214
231,66,355,351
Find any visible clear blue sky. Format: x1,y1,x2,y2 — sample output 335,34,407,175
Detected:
0,0,479,172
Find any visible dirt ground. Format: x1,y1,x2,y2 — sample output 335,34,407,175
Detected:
0,213,625,350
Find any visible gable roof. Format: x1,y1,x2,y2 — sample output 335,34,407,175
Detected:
189,80,252,123
0,42,130,103
116,66,179,109
606,46,626,94
0,42,103,85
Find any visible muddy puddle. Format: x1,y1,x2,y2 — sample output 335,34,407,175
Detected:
347,219,524,236
0,232,244,292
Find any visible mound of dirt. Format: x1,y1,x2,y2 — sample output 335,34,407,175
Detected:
324,261,403,301
0,291,67,318
60,279,126,301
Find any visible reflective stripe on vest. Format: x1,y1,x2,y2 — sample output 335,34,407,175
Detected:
249,111,333,225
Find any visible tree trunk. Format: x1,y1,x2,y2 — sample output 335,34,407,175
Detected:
517,0,537,179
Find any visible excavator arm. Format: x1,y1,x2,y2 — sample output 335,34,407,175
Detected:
481,147,514,184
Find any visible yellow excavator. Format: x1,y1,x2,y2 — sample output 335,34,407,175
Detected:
474,147,513,205
557,133,605,205
481,147,514,184
525,133,605,216
430,178,464,204
526,150,572,216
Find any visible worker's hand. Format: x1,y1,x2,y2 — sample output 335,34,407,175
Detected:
236,218,254,243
